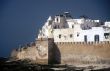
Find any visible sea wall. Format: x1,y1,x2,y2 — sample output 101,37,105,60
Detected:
55,41,110,65
11,38,110,65
11,38,50,64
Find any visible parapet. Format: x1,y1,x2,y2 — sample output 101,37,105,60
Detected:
55,41,110,45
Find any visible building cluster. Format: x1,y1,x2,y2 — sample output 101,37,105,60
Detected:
38,12,110,42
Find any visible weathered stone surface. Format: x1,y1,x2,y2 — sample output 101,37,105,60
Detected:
11,38,50,64
56,42,110,65
11,39,110,65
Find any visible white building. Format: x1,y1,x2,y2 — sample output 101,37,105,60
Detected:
37,12,110,42
105,21,110,27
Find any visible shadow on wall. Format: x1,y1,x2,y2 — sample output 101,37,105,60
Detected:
48,43,61,64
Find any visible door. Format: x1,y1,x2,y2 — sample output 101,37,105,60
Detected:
84,35,87,42
94,35,99,42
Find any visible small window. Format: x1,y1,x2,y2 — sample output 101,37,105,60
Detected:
104,33,109,39
72,25,74,28
57,18,58,22
70,34,73,38
59,34,61,38
77,32,79,37
84,35,87,42
94,35,99,42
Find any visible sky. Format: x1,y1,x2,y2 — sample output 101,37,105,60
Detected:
0,0,110,57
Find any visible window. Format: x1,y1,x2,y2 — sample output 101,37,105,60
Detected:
57,18,58,22
59,34,61,38
72,25,74,28
94,35,99,42
77,32,80,37
84,35,87,42
104,33,109,39
70,34,73,38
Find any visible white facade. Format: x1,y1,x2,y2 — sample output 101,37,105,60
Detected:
53,29,74,42
105,22,110,27
53,27,105,42
73,27,104,42
37,12,110,42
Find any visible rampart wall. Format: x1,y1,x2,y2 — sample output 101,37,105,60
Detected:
11,38,110,65
11,38,50,64
55,41,110,65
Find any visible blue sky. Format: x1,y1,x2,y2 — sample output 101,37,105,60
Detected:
0,0,110,57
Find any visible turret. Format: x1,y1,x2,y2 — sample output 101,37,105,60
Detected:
54,14,66,24
54,13,68,29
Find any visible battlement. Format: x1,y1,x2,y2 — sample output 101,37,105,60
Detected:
55,41,110,65
55,41,110,45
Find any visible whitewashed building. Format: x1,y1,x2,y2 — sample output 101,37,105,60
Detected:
37,12,110,42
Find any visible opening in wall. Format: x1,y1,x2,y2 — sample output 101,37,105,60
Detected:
72,25,74,28
59,34,61,38
56,18,58,22
84,35,87,42
104,33,110,39
94,35,99,42
70,34,73,38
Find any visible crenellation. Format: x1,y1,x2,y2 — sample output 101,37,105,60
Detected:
55,41,110,45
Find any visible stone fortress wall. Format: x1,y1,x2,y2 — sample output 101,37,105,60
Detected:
11,38,50,64
55,41,110,65
11,38,110,65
